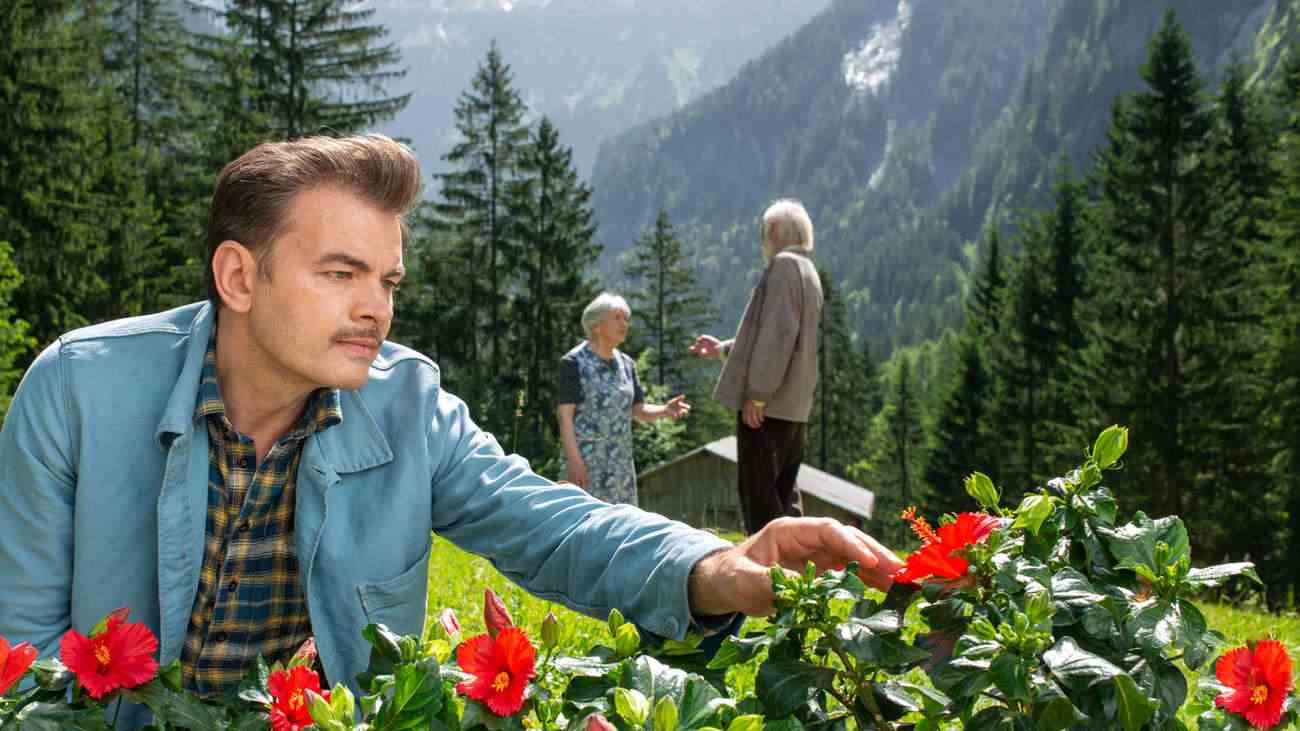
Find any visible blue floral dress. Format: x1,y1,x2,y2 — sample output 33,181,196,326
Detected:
557,341,644,505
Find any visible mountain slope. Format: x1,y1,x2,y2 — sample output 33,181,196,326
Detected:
371,0,831,175
590,0,1284,355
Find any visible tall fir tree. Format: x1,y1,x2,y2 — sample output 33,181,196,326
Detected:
211,0,409,139
0,242,36,423
0,0,112,353
969,227,1004,340
622,209,713,393
508,117,602,463
1197,59,1279,584
988,235,1056,498
1078,10,1231,524
433,42,530,426
874,356,926,544
922,333,992,518
102,0,211,307
1035,170,1090,473
1260,47,1300,602
808,270,872,479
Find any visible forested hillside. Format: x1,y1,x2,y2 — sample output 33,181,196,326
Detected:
591,0,1282,356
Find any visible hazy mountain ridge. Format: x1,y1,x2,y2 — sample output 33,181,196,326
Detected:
589,0,1290,355
369,0,831,175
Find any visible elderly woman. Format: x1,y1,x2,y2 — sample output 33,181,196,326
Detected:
557,293,689,505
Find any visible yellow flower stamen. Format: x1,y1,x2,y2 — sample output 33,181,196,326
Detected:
901,506,940,545
289,690,304,711
1252,684,1268,705
94,644,111,669
492,671,510,692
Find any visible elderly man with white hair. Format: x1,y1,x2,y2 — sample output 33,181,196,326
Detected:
557,293,690,504
691,199,823,534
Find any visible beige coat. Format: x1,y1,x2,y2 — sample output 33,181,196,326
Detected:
713,248,823,422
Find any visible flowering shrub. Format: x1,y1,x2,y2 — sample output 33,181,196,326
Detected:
0,426,1295,729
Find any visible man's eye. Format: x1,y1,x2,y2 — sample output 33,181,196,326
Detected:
383,280,401,291
327,271,351,280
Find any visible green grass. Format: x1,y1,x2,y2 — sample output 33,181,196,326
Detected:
424,534,1300,720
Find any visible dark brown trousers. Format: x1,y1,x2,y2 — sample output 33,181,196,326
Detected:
735,414,806,534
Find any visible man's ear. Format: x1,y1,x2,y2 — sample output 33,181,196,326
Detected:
211,240,259,314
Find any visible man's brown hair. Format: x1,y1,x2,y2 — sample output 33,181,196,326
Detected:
205,134,423,306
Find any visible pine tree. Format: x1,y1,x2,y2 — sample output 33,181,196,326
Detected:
508,117,602,463
808,270,871,478
433,42,530,425
0,242,36,423
969,227,1004,340
1259,48,1300,602
855,355,926,547
883,356,925,514
923,334,992,518
988,236,1057,498
1196,59,1279,583
1079,10,1227,522
102,0,210,307
0,0,111,352
212,0,409,139
622,209,713,393
1035,170,1090,473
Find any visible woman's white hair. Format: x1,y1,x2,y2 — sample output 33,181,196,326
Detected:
581,292,631,339
761,198,814,261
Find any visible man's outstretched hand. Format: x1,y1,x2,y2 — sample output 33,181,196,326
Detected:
688,517,904,618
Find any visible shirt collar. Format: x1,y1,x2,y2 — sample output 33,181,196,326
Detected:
194,331,343,439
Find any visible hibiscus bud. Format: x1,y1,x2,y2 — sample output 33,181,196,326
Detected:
585,714,617,731
614,622,641,658
607,608,625,636
541,611,560,650
484,588,514,638
964,471,1000,509
291,637,318,668
614,688,650,726
654,695,679,731
306,689,337,724
1092,425,1128,470
439,608,462,642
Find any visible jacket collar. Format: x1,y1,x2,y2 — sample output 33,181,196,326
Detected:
154,303,392,474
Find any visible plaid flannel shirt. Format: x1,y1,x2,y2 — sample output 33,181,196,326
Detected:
180,335,342,697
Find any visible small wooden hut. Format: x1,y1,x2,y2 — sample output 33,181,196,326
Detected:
637,436,875,532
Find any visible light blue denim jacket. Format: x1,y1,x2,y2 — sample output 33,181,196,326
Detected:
0,302,730,727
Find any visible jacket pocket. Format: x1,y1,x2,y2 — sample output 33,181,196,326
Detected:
356,541,432,637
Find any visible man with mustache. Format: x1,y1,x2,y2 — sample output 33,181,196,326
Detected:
0,135,901,728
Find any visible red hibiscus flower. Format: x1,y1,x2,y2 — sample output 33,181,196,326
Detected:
455,626,536,716
59,607,159,699
893,509,1001,585
0,636,38,695
268,664,330,731
1215,639,1294,729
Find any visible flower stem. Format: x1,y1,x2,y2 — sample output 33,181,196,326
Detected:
111,696,123,729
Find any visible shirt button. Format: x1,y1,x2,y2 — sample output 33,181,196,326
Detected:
237,521,251,533
211,631,228,644
227,578,239,593
238,456,254,470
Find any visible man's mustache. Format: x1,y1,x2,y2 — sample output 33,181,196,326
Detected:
333,328,383,344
